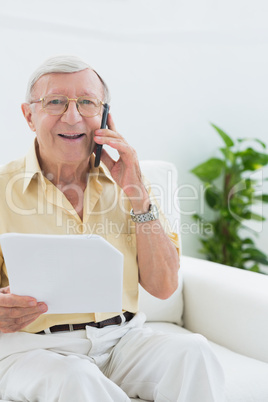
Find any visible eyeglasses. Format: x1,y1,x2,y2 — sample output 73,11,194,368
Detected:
30,94,105,117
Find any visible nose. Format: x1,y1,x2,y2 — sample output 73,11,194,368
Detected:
60,99,82,125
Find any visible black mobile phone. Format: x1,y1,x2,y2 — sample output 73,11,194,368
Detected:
94,103,109,167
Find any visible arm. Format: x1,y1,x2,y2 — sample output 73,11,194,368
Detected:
94,114,180,300
129,184,179,299
135,219,179,299
0,286,47,333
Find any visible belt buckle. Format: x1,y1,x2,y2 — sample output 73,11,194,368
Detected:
69,324,74,331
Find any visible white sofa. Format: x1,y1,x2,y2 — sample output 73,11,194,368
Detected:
135,160,268,402
1,161,268,402
137,255,268,402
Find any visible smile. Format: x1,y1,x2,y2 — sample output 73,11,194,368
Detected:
58,133,85,139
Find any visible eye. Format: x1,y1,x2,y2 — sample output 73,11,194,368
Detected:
49,98,64,105
43,96,66,108
79,98,97,106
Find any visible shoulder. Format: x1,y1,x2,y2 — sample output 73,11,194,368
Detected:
0,157,26,187
0,157,25,176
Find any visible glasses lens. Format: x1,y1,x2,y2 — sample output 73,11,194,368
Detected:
77,97,101,117
42,95,67,115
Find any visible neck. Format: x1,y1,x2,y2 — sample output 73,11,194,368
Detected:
36,146,90,187
47,162,90,186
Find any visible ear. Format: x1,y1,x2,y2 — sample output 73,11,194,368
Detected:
21,103,36,132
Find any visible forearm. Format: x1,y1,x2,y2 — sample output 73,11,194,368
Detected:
136,220,179,299
128,184,179,299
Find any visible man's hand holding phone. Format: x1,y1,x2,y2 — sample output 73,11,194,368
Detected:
94,113,150,212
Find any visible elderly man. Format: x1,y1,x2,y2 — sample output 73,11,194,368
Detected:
0,56,225,401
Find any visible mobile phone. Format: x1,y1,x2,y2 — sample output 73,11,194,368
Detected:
94,103,109,167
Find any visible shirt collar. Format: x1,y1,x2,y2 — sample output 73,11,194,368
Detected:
23,139,45,193
89,153,116,185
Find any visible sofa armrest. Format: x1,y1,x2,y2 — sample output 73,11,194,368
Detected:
181,256,268,363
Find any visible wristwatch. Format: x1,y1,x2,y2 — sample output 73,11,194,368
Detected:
130,204,159,223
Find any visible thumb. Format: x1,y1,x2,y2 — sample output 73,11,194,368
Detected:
99,148,116,172
0,286,10,294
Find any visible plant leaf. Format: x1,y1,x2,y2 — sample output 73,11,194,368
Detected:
254,194,268,203
248,264,261,273
205,187,222,210
249,213,266,221
237,148,268,170
243,248,267,259
241,212,265,221
242,238,255,245
237,138,266,149
191,158,225,181
220,147,235,163
211,123,234,147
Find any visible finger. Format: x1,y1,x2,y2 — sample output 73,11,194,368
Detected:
95,128,125,141
0,303,47,320
0,312,44,333
0,303,48,333
15,310,46,327
99,148,116,172
0,293,38,308
106,139,130,155
94,133,129,154
0,286,10,294
95,113,121,140
107,113,116,132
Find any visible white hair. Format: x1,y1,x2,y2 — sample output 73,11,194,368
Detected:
25,55,111,103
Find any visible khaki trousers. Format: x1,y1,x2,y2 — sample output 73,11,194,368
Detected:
0,312,225,402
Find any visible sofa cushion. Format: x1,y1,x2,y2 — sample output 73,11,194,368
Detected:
181,256,268,363
138,272,183,326
139,160,180,238
144,322,268,402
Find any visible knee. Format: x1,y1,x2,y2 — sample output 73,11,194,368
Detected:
187,333,211,353
172,333,223,377
48,356,97,390
167,332,209,350
164,333,215,363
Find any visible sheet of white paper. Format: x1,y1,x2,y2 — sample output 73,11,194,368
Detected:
0,233,123,314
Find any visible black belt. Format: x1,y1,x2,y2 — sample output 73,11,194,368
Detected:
36,312,134,334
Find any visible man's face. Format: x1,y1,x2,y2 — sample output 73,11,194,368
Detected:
22,69,104,168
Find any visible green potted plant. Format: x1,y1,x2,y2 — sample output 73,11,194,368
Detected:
191,123,268,273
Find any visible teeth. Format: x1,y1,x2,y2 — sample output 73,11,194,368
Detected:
59,134,84,139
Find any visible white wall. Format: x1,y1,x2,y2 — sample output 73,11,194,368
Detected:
0,0,268,265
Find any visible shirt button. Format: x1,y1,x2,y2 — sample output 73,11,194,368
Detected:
78,223,87,234
127,235,132,242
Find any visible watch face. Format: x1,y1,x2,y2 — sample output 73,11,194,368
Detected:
151,204,159,219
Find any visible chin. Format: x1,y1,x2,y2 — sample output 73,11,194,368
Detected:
59,151,90,164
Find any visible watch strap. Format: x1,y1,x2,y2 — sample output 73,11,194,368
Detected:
130,204,159,223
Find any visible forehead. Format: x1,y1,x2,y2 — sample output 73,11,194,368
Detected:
32,69,104,99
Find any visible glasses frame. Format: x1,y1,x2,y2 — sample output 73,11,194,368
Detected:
30,94,105,117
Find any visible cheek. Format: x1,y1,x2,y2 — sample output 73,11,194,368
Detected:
35,122,56,144
87,115,102,131
38,116,59,135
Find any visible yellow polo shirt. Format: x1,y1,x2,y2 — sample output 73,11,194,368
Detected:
0,141,179,333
